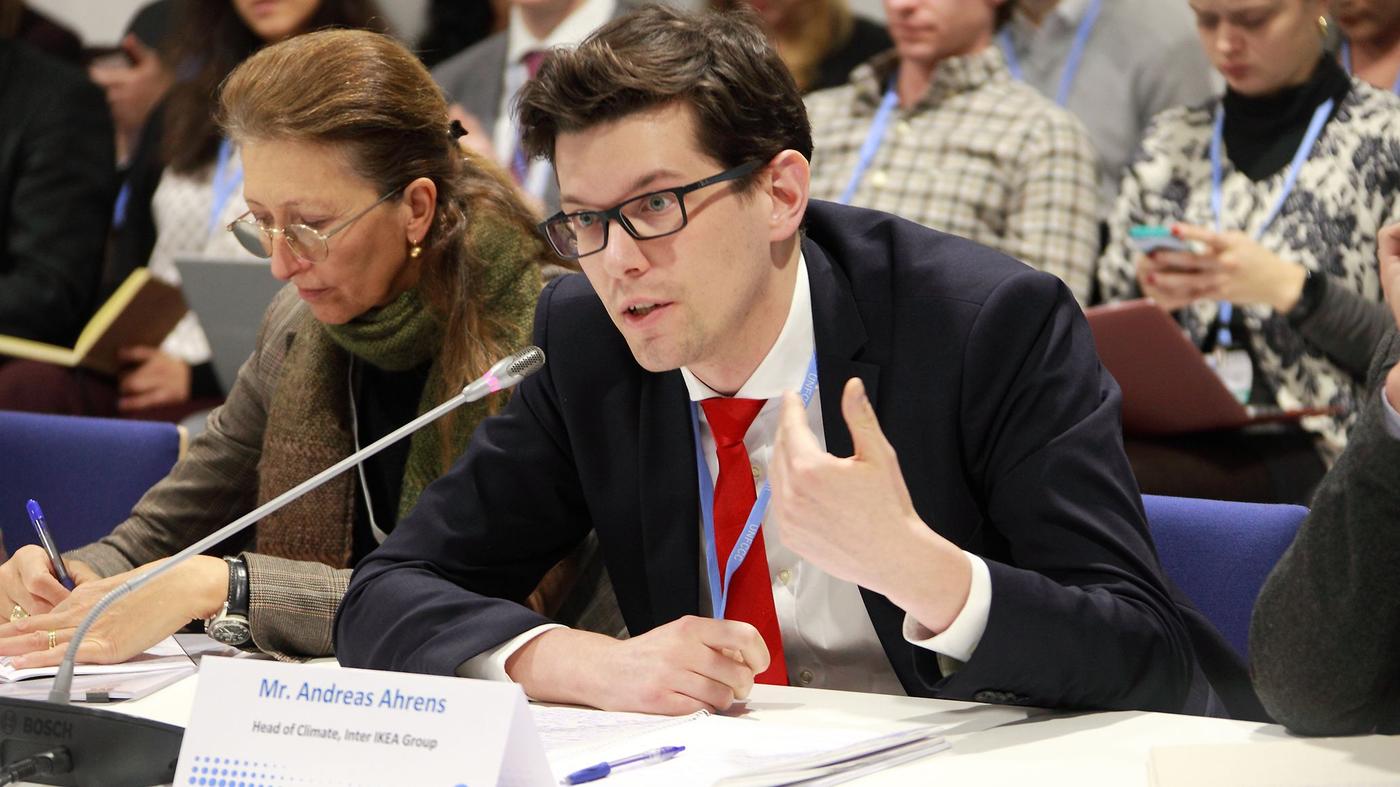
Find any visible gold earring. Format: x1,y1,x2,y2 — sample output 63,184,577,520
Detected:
1318,15,1329,39
409,241,422,259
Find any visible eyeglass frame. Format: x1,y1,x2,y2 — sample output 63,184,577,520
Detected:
226,185,406,264
537,160,764,260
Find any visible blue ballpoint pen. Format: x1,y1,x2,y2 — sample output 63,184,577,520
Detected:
26,499,75,590
560,746,685,785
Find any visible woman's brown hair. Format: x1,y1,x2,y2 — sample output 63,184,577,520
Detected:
218,28,549,445
164,0,385,173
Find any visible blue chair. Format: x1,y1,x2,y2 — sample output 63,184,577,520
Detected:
1142,494,1307,660
0,410,185,556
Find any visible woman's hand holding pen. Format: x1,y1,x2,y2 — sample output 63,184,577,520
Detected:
0,545,98,618
0,555,227,668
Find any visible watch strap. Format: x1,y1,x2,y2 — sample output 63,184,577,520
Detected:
224,555,250,618
1287,267,1328,324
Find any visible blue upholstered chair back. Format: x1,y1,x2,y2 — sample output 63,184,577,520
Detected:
0,410,184,556
1142,494,1307,660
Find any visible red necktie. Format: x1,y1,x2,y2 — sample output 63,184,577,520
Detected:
700,397,789,685
511,50,548,184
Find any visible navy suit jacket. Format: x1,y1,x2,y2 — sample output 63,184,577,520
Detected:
337,201,1243,715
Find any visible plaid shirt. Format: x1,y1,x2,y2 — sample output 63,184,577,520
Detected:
806,48,1100,304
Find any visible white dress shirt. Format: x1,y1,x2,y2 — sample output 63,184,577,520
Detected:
462,255,993,693
493,0,616,200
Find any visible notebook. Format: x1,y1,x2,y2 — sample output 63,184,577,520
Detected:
1085,299,1329,436
175,255,286,388
0,268,186,375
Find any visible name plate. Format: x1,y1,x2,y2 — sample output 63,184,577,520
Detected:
175,657,553,786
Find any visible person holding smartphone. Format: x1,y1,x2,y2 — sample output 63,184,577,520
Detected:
1096,0,1400,502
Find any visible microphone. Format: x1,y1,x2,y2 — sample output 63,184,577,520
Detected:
0,347,545,786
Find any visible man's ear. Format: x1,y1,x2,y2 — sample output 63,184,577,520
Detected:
766,150,810,243
402,176,438,243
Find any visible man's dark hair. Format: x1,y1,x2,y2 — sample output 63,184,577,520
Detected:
517,5,812,188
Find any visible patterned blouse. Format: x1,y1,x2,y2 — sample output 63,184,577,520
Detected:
1098,79,1400,460
806,48,1100,304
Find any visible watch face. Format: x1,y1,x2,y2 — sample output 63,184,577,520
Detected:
207,616,252,646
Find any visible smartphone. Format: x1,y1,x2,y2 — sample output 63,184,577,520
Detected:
1128,225,1193,255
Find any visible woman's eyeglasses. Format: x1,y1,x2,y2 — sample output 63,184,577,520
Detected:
227,186,403,264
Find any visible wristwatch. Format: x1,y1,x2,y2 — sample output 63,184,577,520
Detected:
1286,267,1329,324
204,556,252,648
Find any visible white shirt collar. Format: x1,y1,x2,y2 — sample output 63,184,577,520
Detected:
680,254,813,402
506,0,616,63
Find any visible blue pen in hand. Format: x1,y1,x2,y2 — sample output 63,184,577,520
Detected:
26,500,75,591
561,746,685,785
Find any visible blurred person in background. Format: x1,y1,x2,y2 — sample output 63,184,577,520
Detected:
0,0,385,421
431,0,639,214
417,0,503,68
0,39,114,349
805,0,1101,304
997,0,1215,213
1097,0,1400,502
1333,0,1400,92
711,0,892,93
89,0,180,168
0,0,81,64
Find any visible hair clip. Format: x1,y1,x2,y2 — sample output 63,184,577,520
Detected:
449,119,469,139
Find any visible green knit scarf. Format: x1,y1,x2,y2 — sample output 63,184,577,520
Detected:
255,213,542,567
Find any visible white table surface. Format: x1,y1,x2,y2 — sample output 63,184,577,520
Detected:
106,655,1310,787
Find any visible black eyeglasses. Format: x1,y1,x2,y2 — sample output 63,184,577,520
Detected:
538,161,763,260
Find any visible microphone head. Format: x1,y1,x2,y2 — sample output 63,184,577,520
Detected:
463,346,547,400
506,345,546,380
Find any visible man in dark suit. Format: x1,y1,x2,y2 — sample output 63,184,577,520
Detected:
430,0,639,212
0,39,113,347
1249,223,1400,735
337,5,1226,717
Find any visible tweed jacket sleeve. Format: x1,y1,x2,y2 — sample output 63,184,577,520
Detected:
64,287,356,660
1249,329,1400,734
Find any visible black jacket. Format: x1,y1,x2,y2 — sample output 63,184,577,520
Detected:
1251,329,1400,734
0,40,114,346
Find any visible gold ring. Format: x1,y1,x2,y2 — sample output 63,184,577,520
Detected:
9,604,27,623
46,630,56,650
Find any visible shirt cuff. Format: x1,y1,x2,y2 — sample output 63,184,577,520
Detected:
901,551,991,664
1383,389,1400,441
455,624,563,682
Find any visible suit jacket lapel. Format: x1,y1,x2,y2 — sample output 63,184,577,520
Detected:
803,237,880,458
637,371,702,629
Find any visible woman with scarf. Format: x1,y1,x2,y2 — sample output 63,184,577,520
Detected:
0,28,584,665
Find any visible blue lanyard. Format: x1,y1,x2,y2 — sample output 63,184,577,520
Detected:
209,138,243,237
1208,97,1333,347
837,81,900,205
997,0,1103,107
1341,41,1400,95
113,182,132,229
690,352,819,618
